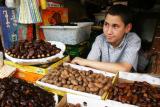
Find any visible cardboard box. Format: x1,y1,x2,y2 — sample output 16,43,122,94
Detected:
13,69,44,83
55,71,159,107
118,71,160,86
105,71,160,106
36,63,115,100
4,55,70,75
57,93,137,107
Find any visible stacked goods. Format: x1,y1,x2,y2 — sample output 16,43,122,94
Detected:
40,65,112,96
5,40,61,59
108,81,160,107
0,77,55,107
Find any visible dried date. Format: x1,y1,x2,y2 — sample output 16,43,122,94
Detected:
5,40,61,59
109,81,160,107
0,77,55,107
41,65,113,96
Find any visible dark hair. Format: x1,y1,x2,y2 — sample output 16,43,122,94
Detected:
105,4,134,25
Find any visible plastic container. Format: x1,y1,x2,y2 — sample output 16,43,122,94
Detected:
41,22,93,45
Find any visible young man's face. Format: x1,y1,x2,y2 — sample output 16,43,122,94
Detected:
103,14,132,47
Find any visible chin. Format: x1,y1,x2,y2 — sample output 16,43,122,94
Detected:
107,39,114,43
108,40,116,45
108,41,114,44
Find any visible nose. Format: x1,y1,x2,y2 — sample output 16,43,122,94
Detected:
107,26,113,34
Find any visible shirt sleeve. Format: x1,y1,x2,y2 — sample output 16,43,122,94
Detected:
119,33,141,71
87,35,103,61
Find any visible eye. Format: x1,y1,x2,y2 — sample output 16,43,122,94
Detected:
113,24,119,29
104,22,109,26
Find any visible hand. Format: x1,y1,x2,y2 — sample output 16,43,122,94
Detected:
71,57,87,66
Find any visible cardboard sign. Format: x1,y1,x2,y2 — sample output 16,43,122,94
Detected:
42,7,68,25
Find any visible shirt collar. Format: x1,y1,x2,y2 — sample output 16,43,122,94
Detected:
116,34,128,48
103,33,128,49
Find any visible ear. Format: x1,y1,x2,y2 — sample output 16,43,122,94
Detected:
125,23,132,33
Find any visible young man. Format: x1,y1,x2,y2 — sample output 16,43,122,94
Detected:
71,4,141,73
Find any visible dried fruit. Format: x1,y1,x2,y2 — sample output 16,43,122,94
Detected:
0,77,55,107
5,40,61,59
40,65,112,96
109,81,160,106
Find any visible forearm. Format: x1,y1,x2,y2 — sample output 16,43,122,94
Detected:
83,59,131,73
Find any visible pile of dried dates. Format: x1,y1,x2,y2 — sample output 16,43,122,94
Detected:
5,40,61,59
108,81,160,107
40,65,112,96
0,77,55,107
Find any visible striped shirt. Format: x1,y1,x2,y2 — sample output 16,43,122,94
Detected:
87,32,141,71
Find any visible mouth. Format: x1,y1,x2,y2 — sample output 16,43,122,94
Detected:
107,36,113,40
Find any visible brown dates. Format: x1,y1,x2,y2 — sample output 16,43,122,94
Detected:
5,40,61,59
0,77,55,107
40,65,113,96
108,81,160,107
